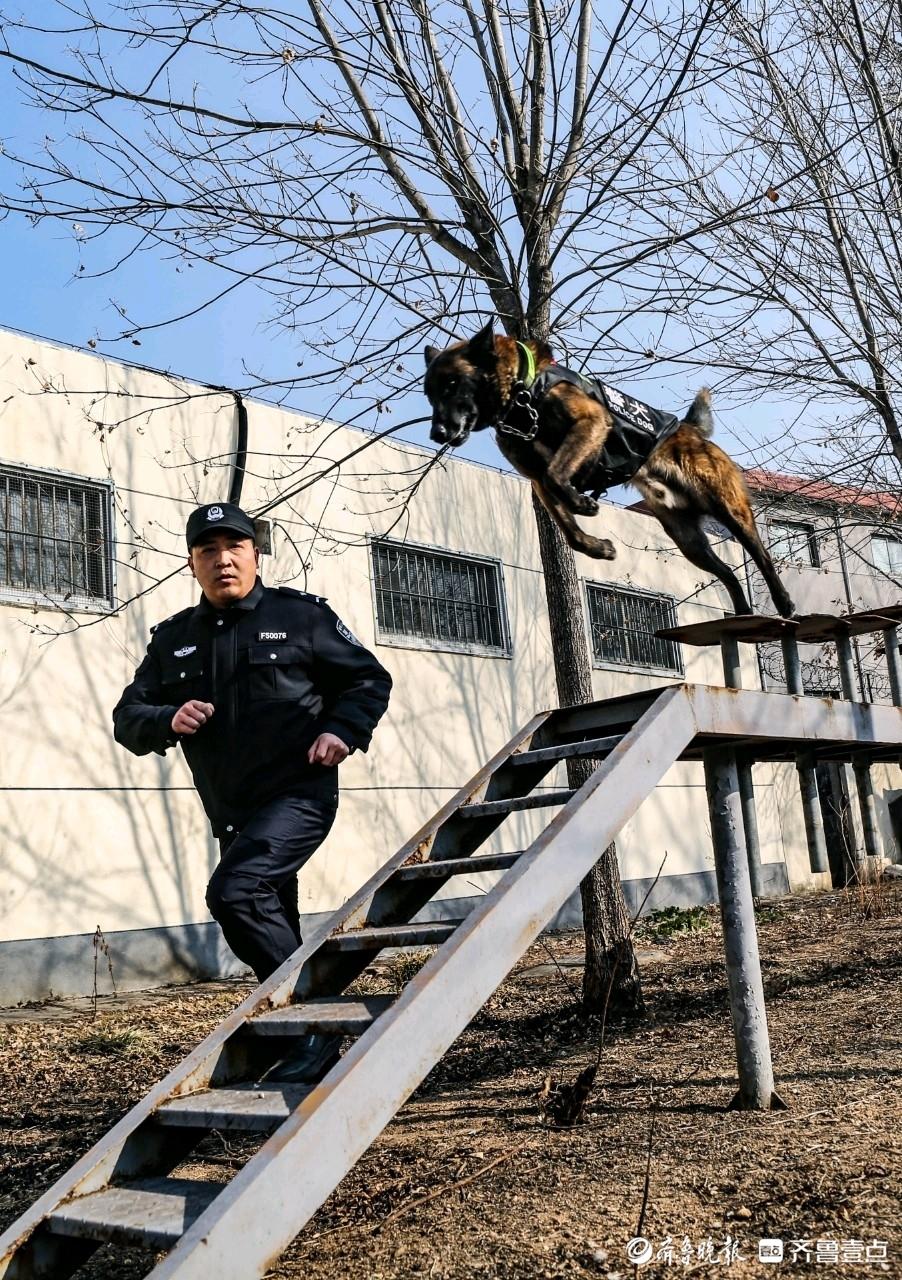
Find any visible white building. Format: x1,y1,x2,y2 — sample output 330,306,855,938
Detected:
1,327,899,1004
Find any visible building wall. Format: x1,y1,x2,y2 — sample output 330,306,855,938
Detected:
0,328,896,1003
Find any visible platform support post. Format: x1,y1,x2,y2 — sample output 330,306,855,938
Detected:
780,632,804,697
883,626,902,707
852,757,883,866
720,636,765,899
781,634,830,874
835,632,859,701
831,630,882,866
737,760,766,899
704,748,782,1110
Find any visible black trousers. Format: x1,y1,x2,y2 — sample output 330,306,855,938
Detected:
206,792,337,982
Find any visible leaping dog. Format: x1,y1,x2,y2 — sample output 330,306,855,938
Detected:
424,322,793,618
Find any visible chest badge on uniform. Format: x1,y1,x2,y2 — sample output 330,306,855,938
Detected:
174,645,197,658
258,631,287,642
336,619,363,647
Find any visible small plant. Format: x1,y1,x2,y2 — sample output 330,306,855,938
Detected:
70,1027,144,1057
755,904,783,924
843,866,898,922
388,949,434,993
635,904,712,941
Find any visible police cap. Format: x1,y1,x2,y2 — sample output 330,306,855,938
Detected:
186,501,256,549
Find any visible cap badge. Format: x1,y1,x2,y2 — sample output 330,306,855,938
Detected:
207,506,224,521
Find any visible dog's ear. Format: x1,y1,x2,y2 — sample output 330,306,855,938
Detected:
468,320,496,366
424,345,439,367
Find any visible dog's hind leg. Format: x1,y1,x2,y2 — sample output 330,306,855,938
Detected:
641,430,795,618
531,480,616,559
650,505,753,615
712,503,795,618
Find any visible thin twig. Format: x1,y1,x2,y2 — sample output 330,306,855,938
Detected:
374,1140,529,1231
634,1088,658,1242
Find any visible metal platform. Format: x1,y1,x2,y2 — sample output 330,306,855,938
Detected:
657,604,902,648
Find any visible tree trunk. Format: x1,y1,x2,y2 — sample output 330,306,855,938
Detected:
530,491,644,1016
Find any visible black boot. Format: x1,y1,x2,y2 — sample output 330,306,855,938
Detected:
259,1033,343,1085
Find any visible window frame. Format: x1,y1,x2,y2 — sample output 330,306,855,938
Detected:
0,459,117,613
870,533,902,579
583,580,684,677
368,535,512,658
767,517,821,568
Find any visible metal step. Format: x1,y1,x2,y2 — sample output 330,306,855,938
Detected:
509,734,623,767
155,1084,312,1131
392,851,522,881
47,1179,222,1249
460,789,575,819
245,996,394,1037
321,920,462,952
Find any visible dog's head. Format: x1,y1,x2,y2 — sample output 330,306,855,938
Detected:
423,321,499,446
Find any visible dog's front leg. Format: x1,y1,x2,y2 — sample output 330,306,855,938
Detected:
543,393,611,517
531,480,616,560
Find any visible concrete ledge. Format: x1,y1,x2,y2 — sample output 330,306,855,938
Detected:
0,862,790,1006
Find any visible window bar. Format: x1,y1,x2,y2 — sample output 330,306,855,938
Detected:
66,486,76,598
3,473,10,588
81,486,90,595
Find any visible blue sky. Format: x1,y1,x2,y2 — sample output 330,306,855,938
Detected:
0,5,836,484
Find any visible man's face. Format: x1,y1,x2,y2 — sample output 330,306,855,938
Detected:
188,531,259,607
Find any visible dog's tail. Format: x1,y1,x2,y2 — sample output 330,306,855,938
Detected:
682,387,713,438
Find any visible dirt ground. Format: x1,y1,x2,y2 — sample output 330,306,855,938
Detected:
1,889,900,1279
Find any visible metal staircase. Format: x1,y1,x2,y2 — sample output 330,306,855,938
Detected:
3,675,902,1279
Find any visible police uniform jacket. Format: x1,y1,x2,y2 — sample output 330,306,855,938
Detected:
113,579,392,836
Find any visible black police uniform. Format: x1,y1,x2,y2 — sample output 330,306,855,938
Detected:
113,577,392,981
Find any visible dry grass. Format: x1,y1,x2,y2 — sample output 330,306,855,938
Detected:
2,891,900,1279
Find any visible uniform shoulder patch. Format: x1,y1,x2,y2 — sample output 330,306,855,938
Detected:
336,617,364,647
276,585,327,605
150,606,193,635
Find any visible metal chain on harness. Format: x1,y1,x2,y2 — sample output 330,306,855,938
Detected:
497,379,540,441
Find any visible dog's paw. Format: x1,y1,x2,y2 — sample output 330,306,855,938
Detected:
570,492,599,516
586,537,616,560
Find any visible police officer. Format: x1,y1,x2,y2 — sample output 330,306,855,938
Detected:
113,501,392,1080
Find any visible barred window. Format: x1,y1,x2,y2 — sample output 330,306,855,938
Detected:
585,583,682,674
0,463,114,609
371,540,509,653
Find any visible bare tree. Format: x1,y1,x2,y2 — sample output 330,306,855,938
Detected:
0,0,723,1012
627,0,902,490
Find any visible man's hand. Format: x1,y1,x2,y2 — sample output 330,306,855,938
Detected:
308,732,350,766
171,700,215,735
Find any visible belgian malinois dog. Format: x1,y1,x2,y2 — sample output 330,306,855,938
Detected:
424,322,793,617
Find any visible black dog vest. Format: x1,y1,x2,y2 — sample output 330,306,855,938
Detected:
529,366,681,495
